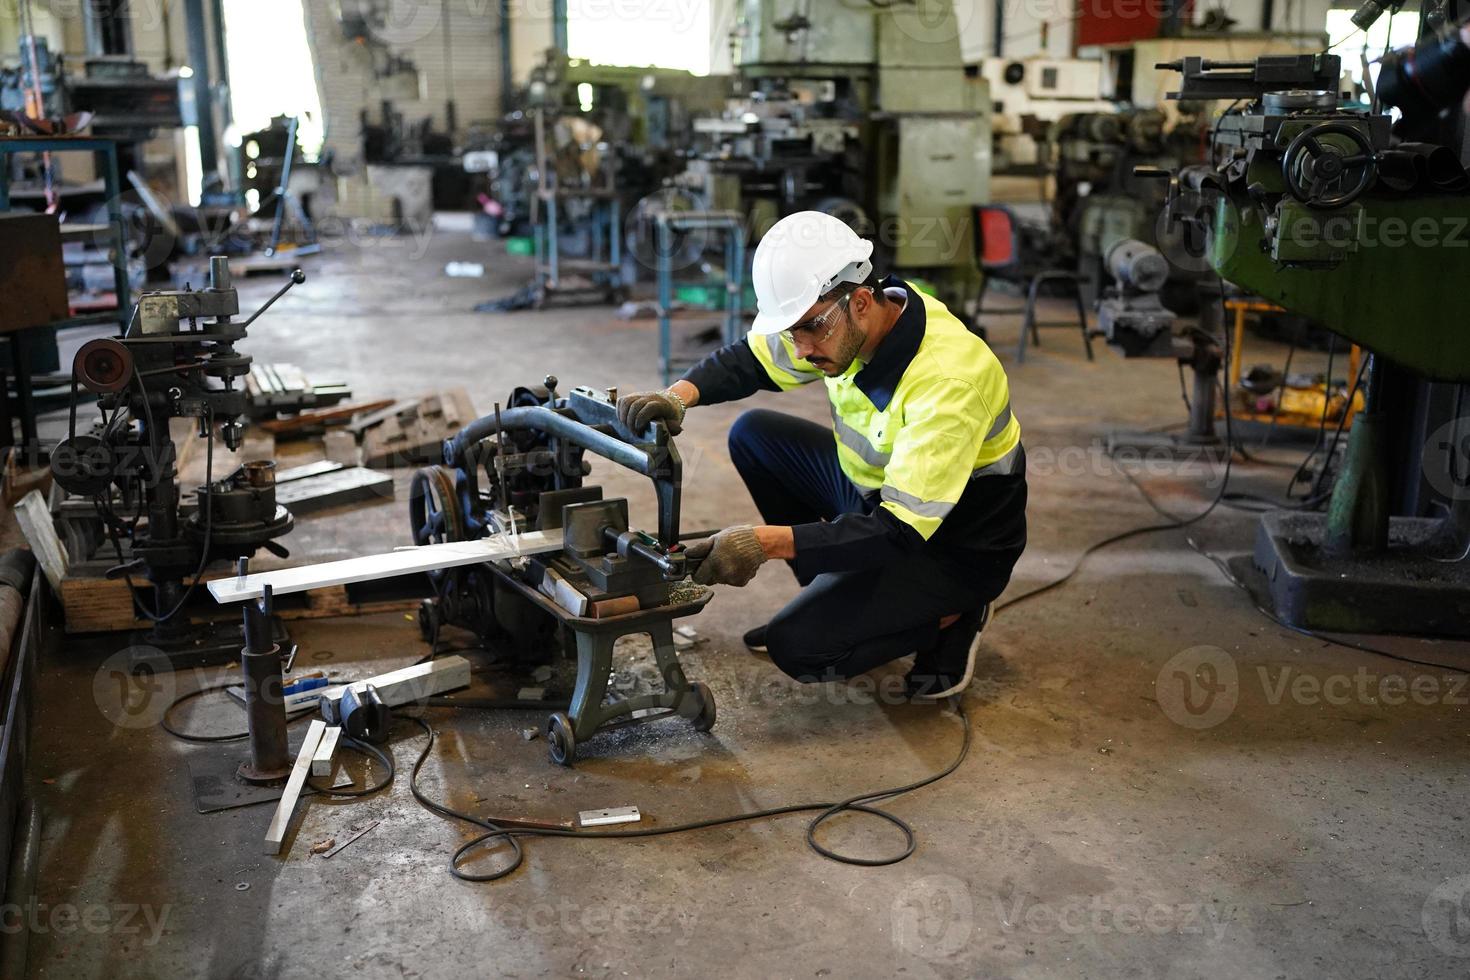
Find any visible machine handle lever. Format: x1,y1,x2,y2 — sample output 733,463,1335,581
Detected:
240,269,306,329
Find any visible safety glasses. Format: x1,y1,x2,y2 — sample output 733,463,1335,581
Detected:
781,291,854,346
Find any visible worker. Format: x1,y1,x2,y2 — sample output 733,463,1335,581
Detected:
617,211,1027,699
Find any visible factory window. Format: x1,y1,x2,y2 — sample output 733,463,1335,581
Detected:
1326,8,1424,104
221,0,326,159
567,0,712,74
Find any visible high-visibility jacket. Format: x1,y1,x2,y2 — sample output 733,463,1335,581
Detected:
684,276,1027,578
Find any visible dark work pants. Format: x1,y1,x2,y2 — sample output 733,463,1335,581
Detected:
727,408,1016,682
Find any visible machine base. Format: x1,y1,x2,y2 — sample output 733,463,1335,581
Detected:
1253,511,1470,638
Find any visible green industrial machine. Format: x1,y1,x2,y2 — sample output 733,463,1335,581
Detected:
1149,54,1470,637
677,0,990,310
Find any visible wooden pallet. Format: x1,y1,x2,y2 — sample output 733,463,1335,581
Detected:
58,565,431,635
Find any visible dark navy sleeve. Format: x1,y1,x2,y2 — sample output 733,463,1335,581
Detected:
791,508,924,578
680,343,779,406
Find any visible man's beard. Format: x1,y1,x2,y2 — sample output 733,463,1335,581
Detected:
812,316,866,375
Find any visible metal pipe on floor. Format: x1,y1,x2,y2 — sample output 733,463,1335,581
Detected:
238,572,290,783
0,801,41,980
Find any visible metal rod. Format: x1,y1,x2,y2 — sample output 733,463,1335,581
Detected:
184,0,220,183
239,269,306,328
265,116,300,257
446,406,664,477
493,402,517,537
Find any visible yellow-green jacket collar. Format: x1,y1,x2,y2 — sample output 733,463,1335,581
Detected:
853,275,926,412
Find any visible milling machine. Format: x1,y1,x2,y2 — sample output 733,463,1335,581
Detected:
675,0,991,311
1143,51,1470,637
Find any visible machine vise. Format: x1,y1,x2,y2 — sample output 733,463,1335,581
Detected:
412,379,713,765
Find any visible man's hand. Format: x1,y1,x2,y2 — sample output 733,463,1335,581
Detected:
687,525,768,587
616,389,687,435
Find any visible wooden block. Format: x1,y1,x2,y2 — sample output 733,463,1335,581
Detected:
265,720,326,856
360,388,477,468
311,726,341,777
320,655,471,713
324,429,360,465
259,400,395,436
537,567,588,616
57,570,428,634
0,213,68,333
590,595,639,619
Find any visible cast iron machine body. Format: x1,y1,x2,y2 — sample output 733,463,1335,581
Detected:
51,257,304,665
411,379,713,765
1143,52,1470,637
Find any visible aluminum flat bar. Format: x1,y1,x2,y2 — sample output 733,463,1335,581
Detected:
264,720,326,856
207,531,562,604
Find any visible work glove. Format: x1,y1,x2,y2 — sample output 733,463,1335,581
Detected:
686,525,767,587
616,389,686,435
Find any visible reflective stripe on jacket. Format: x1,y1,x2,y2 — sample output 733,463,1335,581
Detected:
747,279,1021,541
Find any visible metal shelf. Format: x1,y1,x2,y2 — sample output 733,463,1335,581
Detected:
0,136,130,447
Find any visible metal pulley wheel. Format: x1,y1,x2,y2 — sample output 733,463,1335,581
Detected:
73,338,133,394
1281,123,1377,210
408,465,467,548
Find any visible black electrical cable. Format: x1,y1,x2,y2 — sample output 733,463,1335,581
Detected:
998,279,1241,613
1097,404,1470,675
1306,357,1368,501
1255,343,1296,449
305,733,395,796
404,704,971,882
1286,341,1340,500
1327,25,1365,53
160,681,316,742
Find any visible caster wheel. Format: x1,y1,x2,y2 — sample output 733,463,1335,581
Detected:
547,712,576,766
688,681,716,733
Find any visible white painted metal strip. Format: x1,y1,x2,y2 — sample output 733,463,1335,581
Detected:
206,531,562,604
264,719,326,856
318,656,472,712
311,726,342,777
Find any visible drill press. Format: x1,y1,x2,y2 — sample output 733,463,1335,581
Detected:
51,258,306,668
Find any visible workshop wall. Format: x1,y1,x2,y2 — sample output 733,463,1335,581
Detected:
301,1,502,173
954,0,1338,60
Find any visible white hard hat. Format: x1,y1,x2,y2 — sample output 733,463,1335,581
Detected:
748,211,875,335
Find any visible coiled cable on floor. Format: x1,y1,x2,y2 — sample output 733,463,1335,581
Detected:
161,682,315,742
404,700,972,882
305,733,395,796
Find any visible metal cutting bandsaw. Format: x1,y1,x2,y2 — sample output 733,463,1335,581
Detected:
407,378,715,765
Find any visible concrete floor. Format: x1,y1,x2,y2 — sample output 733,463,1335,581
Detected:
20,220,1470,979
